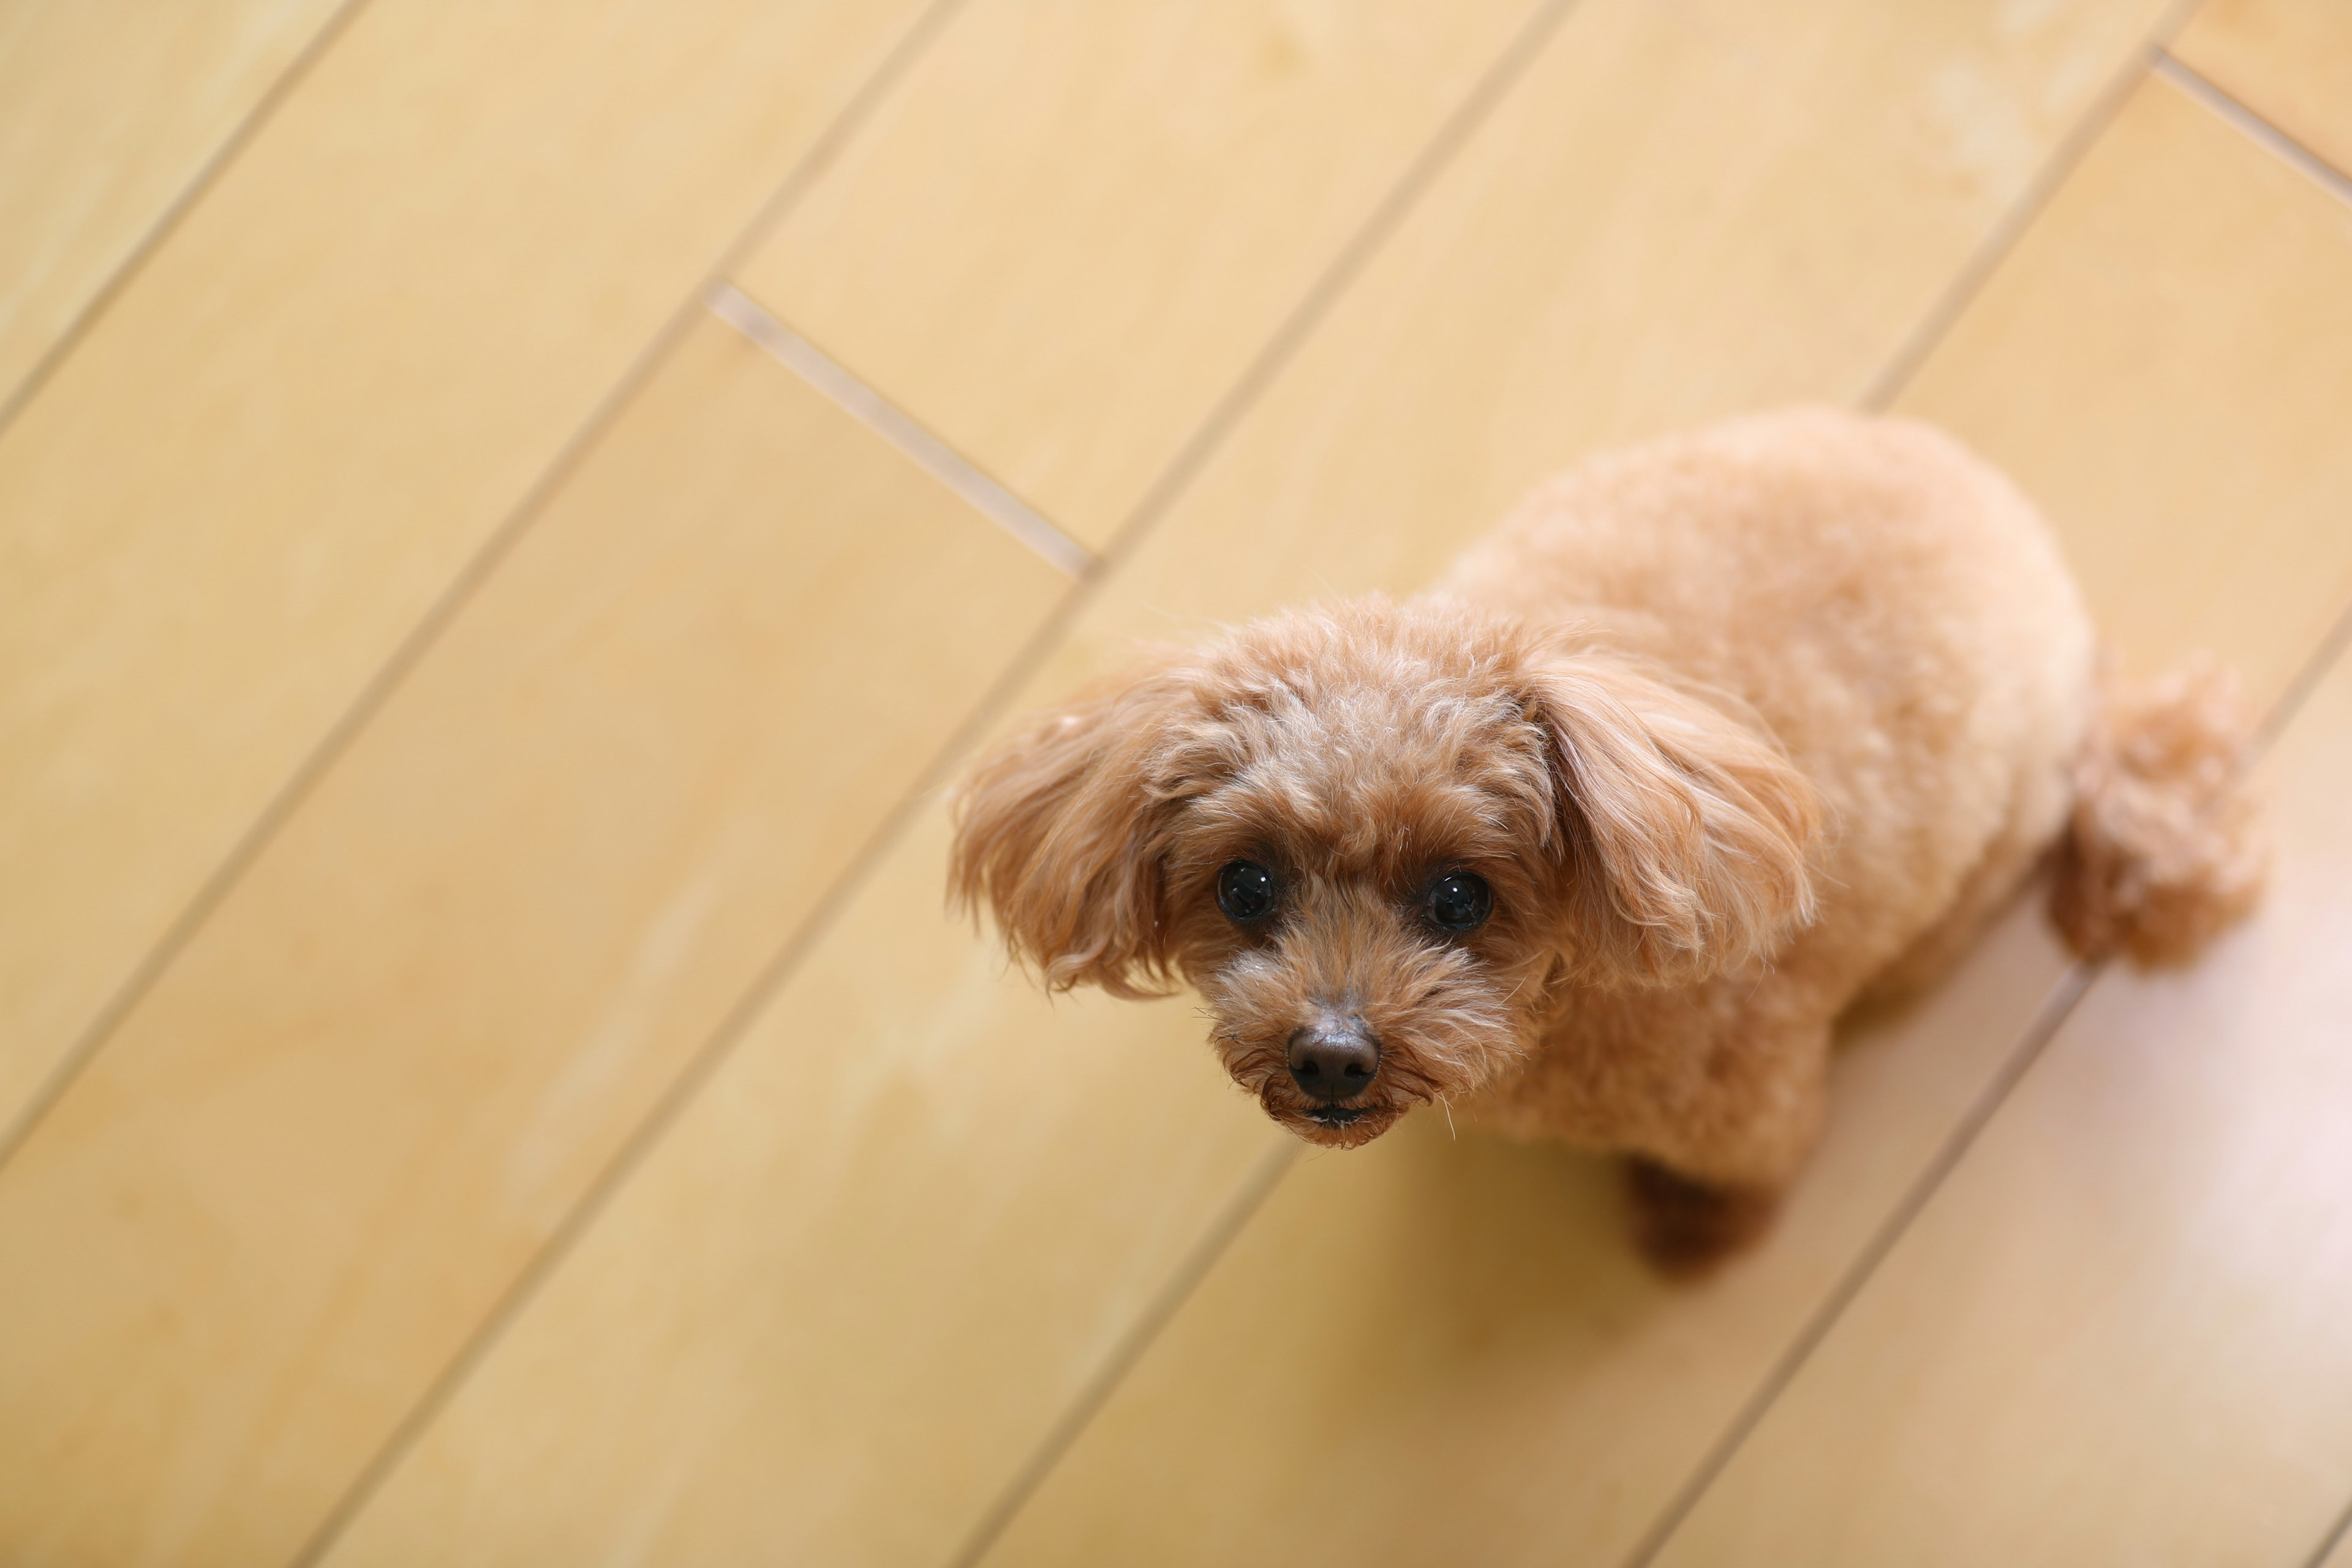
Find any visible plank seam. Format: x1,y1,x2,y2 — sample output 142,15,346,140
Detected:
284,647,1034,1568
2261,597,2352,756
1615,959,2099,1568
0,0,381,442
1089,0,1589,573
2151,50,2352,210
2301,1487,2352,1568
943,1140,1300,1568
707,281,1093,578
1858,4,2196,412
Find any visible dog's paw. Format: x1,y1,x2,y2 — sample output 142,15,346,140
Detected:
1623,1158,1780,1279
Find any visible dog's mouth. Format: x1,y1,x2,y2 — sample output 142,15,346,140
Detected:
1273,1095,1406,1150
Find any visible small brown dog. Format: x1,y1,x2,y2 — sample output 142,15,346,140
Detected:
951,409,2264,1272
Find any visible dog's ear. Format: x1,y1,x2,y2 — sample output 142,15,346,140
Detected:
1524,653,1821,986
949,665,1196,999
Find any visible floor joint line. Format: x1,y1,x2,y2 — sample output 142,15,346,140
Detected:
2300,1488,2352,1568
1615,959,2100,1568
1093,0,1587,573
2152,51,2352,210
943,1140,1300,1568
284,681,988,1566
1859,13,2190,411
708,282,1092,579
0,0,381,443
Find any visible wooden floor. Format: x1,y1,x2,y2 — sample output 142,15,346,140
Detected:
4,0,2351,1562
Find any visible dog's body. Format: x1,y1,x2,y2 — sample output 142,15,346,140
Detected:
1446,409,2092,1192
954,409,2262,1270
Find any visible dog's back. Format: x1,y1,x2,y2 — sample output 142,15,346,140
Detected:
1449,409,2260,1204
1441,407,2095,1001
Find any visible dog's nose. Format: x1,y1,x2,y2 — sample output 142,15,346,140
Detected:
1287,1019,1379,1103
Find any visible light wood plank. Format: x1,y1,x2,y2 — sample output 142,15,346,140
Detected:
2174,0,2352,178
1894,74,2352,709
0,0,932,1143
731,0,1543,548
0,0,346,403
322,802,1280,1568
0,315,1066,1566
1649,605,2352,1567
314,0,2182,1561
983,67,2352,1565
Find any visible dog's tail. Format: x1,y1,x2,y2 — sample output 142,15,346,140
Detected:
2049,655,2267,966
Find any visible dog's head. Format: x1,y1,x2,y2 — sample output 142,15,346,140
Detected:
949,599,1819,1148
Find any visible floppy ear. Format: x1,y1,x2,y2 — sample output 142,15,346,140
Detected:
1525,653,1822,986
949,666,1196,999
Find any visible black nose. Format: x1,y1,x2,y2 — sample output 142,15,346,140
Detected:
1287,1018,1379,1103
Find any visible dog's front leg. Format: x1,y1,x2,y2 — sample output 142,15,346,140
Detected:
1618,1012,1833,1276
1623,1159,1783,1278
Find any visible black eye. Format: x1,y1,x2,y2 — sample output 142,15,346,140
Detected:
1426,871,1493,932
1216,861,1278,924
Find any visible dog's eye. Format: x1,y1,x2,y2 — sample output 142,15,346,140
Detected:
1427,871,1493,932
1216,861,1279,924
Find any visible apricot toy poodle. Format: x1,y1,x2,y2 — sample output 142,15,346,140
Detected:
950,408,2264,1273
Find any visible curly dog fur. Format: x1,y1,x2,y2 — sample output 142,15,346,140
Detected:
951,408,2264,1272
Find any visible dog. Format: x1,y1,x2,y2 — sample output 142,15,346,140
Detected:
949,408,2264,1272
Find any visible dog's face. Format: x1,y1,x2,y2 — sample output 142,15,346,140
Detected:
1139,630,1570,1148
951,600,1817,1150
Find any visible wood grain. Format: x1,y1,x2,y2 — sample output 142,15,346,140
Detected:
2173,0,2352,177
0,315,1065,1566
0,0,932,1147
0,0,346,404
732,0,1543,548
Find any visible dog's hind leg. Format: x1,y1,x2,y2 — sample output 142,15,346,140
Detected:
1853,771,2065,1011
